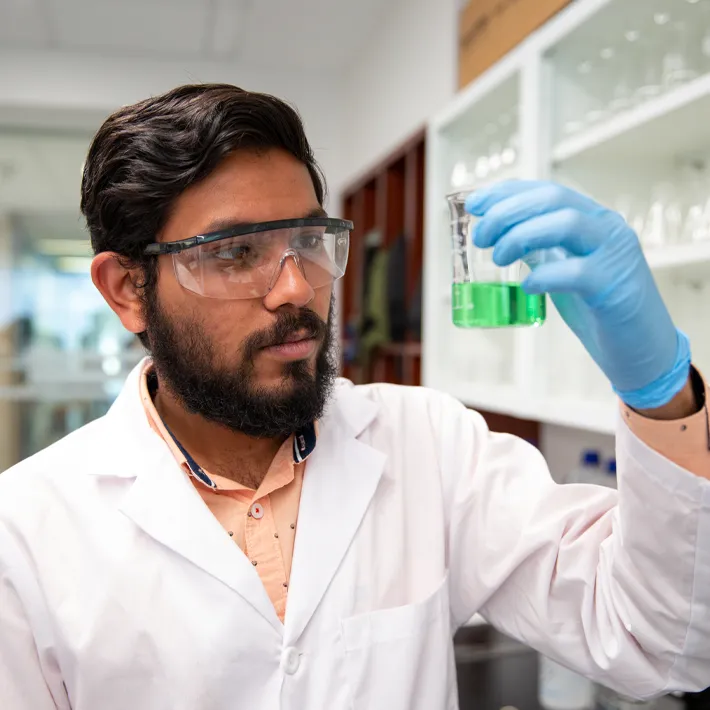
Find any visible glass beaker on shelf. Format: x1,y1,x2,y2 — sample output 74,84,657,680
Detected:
607,25,645,114
581,57,614,128
614,193,647,243
559,58,597,137
642,182,684,248
447,190,546,329
633,23,665,103
501,129,519,170
662,18,700,88
678,159,710,243
450,160,473,191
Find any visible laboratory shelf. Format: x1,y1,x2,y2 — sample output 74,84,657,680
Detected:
552,72,710,166
646,240,710,274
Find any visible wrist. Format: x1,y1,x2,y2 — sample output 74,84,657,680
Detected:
613,330,692,410
634,367,703,420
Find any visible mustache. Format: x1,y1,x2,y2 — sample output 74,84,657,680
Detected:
242,308,328,357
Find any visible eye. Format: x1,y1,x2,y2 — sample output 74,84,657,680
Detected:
293,233,324,250
214,245,250,261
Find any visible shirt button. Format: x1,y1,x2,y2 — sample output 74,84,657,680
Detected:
281,646,300,675
250,502,264,519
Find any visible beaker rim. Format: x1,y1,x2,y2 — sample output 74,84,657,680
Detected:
446,188,479,203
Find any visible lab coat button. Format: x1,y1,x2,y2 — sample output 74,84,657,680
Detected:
281,646,301,675
250,503,264,519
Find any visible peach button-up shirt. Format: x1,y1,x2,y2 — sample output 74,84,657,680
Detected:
139,362,313,622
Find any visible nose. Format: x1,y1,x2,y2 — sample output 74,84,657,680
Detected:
263,254,315,311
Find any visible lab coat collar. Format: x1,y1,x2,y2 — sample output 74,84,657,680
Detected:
92,360,386,641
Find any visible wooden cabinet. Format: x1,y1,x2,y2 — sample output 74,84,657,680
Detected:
340,130,425,387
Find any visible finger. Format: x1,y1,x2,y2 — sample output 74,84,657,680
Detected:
472,184,603,248
491,208,604,266
464,180,544,216
464,180,600,222
521,257,594,297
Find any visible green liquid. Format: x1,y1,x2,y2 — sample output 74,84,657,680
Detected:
452,282,546,328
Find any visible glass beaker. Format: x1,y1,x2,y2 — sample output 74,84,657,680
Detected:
447,190,546,328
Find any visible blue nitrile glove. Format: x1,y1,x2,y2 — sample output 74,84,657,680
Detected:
465,180,691,410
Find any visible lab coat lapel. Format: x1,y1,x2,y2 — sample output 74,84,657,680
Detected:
285,385,386,643
120,451,280,632
111,365,281,634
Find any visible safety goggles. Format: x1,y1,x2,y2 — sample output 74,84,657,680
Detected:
144,217,352,300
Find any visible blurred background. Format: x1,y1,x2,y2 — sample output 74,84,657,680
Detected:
1,0,710,708
0,0,457,471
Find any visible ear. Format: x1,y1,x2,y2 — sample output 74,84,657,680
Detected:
91,253,147,335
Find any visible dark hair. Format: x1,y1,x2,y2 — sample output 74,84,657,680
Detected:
80,83,327,348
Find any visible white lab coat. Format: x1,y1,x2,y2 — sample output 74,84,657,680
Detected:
0,360,709,710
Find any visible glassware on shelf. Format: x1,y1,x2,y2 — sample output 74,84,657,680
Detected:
501,129,519,169
614,194,646,240
583,57,614,128
634,25,664,103
450,161,471,190
662,18,699,88
681,202,707,243
487,141,503,176
642,182,684,248
608,38,638,114
561,59,596,137
679,161,710,243
448,107,519,189
701,195,710,242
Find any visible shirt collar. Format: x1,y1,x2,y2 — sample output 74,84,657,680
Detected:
143,365,317,490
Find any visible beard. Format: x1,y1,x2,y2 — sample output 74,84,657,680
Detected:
142,290,338,439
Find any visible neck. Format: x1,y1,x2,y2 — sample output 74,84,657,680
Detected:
153,377,285,490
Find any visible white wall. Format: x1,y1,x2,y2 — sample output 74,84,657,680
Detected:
0,49,346,209
339,0,459,187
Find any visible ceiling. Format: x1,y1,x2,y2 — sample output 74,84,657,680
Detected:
0,0,389,71
0,0,393,246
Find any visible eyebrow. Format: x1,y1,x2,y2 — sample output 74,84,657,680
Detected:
201,207,328,235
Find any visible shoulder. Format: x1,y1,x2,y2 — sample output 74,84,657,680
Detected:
335,377,479,426
0,415,115,518
331,378,487,455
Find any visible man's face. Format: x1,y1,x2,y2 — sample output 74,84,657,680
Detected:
142,148,338,438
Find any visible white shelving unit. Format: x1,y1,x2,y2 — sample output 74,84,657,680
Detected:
424,0,710,434
552,72,710,165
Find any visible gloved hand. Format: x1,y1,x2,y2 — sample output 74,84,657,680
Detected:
465,180,691,410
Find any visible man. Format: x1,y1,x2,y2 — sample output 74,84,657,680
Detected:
0,84,708,710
